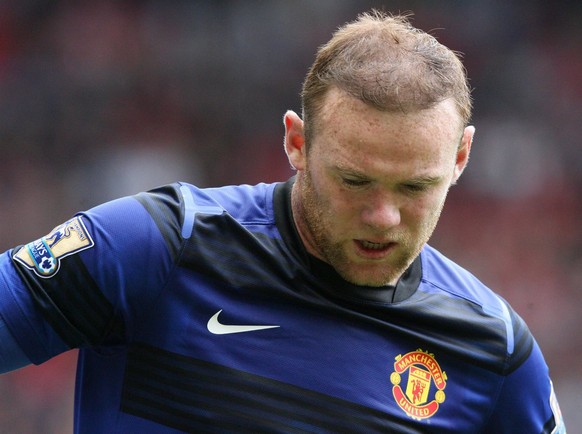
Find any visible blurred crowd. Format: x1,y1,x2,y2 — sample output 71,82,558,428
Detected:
0,0,580,431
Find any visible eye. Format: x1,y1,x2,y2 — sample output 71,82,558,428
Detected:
403,183,425,192
401,182,431,195
340,177,370,188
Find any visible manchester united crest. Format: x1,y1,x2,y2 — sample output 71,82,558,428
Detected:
390,349,447,420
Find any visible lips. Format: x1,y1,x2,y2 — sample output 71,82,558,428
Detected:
354,239,396,259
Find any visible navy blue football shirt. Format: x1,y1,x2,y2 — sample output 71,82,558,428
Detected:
0,179,565,433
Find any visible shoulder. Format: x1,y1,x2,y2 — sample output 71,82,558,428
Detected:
128,180,276,230
420,244,501,308
191,182,278,224
169,182,280,239
419,245,533,374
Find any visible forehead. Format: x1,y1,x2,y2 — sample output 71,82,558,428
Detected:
311,88,462,172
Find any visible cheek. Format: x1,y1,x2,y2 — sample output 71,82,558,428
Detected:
317,185,363,231
335,199,361,228
308,166,346,210
404,190,448,224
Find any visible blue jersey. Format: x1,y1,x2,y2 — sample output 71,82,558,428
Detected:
0,179,565,433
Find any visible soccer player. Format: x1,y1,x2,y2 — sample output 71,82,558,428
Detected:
0,10,566,433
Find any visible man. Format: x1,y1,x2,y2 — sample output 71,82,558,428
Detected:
0,10,565,433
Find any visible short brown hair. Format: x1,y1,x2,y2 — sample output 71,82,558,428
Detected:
301,10,472,143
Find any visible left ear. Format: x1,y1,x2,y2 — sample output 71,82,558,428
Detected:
452,125,474,184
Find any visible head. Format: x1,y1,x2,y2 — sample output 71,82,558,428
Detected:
284,11,475,287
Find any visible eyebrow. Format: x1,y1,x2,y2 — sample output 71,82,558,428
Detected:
404,175,443,186
334,165,443,185
334,166,367,177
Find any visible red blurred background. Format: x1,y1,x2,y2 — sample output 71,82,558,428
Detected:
0,1,580,431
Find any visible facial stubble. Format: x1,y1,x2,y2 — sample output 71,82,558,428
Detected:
295,167,446,287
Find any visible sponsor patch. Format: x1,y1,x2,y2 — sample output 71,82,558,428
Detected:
390,349,447,420
14,216,94,278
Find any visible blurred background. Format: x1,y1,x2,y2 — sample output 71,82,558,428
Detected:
0,0,580,432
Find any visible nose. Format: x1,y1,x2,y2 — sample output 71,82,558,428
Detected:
360,194,401,230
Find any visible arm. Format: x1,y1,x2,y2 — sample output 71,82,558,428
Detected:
484,339,566,434
0,314,30,373
0,184,183,368
0,248,72,367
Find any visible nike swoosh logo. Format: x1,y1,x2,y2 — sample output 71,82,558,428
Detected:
207,310,280,335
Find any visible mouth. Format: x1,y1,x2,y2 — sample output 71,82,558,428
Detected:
354,239,396,259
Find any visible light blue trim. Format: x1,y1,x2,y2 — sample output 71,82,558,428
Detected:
498,298,514,355
483,296,514,355
180,185,196,239
179,185,223,239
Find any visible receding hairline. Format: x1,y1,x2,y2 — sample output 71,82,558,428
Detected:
314,86,466,145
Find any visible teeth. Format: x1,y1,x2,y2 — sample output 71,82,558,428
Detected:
361,241,387,250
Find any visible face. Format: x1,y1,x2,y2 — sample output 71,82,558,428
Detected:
285,88,473,287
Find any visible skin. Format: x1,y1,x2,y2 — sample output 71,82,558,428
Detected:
284,87,474,287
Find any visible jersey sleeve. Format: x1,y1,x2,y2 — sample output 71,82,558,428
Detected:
484,318,566,433
0,184,185,366
0,313,31,373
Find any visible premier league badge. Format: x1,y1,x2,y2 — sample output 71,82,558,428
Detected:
14,216,94,278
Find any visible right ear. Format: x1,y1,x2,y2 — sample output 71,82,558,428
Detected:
283,110,306,171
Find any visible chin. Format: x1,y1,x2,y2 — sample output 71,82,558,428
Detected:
338,265,401,287
323,243,411,287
